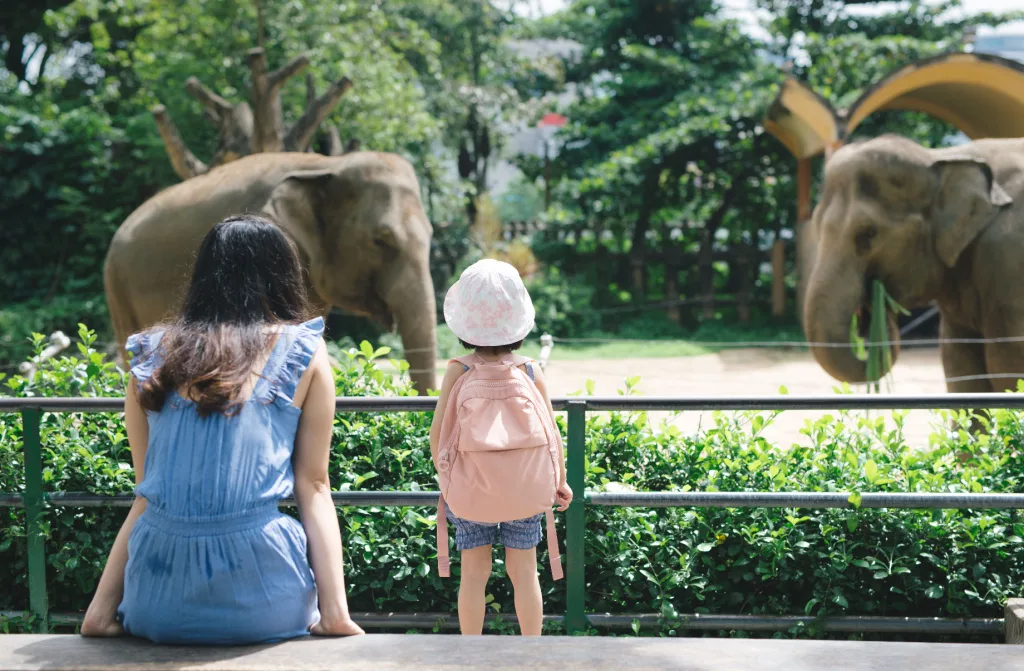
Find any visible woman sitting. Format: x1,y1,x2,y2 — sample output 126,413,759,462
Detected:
81,213,363,643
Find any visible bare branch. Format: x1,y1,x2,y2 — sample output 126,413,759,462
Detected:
284,76,353,152
306,72,316,109
247,48,279,153
184,76,232,124
151,104,208,179
269,54,310,92
326,126,344,156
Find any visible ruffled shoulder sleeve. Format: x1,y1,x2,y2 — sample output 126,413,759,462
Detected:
124,329,166,385
271,317,325,404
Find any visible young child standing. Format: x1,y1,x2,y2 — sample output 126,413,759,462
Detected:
429,259,573,636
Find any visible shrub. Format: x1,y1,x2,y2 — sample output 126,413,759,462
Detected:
526,267,600,338
2,326,1024,639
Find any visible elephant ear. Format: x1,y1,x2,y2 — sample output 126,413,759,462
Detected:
263,169,338,257
930,156,1013,268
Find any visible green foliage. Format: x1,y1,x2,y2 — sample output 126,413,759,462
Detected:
521,0,1020,331
579,399,1024,635
0,100,166,365
0,0,514,370
526,267,600,338
757,0,1024,50
4,326,1024,638
498,175,545,223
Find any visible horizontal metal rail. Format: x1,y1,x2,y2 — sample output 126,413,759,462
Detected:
3,490,1023,510
1,611,1002,635
586,491,1024,509
4,392,1024,413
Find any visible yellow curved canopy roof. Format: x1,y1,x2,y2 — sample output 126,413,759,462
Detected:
764,52,1024,159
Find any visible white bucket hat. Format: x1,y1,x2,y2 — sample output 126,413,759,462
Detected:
444,259,536,346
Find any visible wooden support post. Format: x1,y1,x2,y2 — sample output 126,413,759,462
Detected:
771,239,786,317
1006,599,1024,643
699,229,715,319
797,158,812,222
665,247,681,325
736,244,753,323
824,139,844,163
630,255,646,302
795,157,813,322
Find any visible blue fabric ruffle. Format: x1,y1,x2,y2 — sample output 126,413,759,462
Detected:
125,330,166,384
270,317,325,405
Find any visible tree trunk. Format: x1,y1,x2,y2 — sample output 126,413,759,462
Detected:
699,229,715,318
665,245,681,324
629,170,661,301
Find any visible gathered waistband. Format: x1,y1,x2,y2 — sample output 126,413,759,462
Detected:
141,503,284,536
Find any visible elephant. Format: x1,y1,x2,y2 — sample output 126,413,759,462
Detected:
104,151,437,393
803,134,1024,394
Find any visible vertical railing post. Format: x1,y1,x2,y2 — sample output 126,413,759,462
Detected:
22,408,48,632
565,400,587,634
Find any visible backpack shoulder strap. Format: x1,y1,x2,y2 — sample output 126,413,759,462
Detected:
449,354,479,372
546,509,563,580
437,495,451,578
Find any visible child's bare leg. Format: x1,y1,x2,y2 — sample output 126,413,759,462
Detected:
458,545,493,635
505,547,542,636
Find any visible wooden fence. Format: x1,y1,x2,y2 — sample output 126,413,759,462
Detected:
432,220,792,323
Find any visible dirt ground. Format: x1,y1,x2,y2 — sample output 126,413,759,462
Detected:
537,347,951,448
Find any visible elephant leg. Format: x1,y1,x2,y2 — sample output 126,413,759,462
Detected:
940,319,989,443
983,337,1024,393
941,320,989,393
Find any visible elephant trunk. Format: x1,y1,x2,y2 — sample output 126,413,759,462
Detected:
803,255,899,384
382,260,437,394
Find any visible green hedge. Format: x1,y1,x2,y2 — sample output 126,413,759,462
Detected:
3,326,1024,638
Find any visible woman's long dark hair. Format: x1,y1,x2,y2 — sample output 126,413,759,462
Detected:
137,213,313,417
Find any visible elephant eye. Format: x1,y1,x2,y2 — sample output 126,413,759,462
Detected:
374,235,397,259
855,227,876,254
858,175,880,200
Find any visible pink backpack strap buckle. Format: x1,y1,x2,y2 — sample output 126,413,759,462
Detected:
437,495,450,578
545,509,563,581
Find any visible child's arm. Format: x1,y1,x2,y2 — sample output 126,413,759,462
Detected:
428,362,468,463
293,343,363,636
531,365,573,511
81,377,149,637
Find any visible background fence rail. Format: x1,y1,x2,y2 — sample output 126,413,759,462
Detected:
3,393,1024,636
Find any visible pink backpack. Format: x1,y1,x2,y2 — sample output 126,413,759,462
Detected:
434,353,563,580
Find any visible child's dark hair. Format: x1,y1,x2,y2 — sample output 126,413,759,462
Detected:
459,339,524,355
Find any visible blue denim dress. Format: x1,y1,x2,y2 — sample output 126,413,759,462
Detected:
116,318,324,645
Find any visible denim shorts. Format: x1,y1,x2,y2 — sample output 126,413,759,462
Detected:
445,508,543,551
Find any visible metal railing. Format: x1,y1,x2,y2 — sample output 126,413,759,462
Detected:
2,393,1023,636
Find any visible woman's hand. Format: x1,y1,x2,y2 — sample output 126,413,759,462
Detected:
80,603,124,637
556,482,573,511
311,613,365,637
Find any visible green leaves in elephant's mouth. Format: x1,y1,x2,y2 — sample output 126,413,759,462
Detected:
849,280,910,389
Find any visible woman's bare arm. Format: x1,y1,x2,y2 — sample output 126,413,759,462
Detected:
293,342,363,636
81,377,149,636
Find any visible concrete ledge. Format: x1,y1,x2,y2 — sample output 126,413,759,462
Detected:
4,634,1024,671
